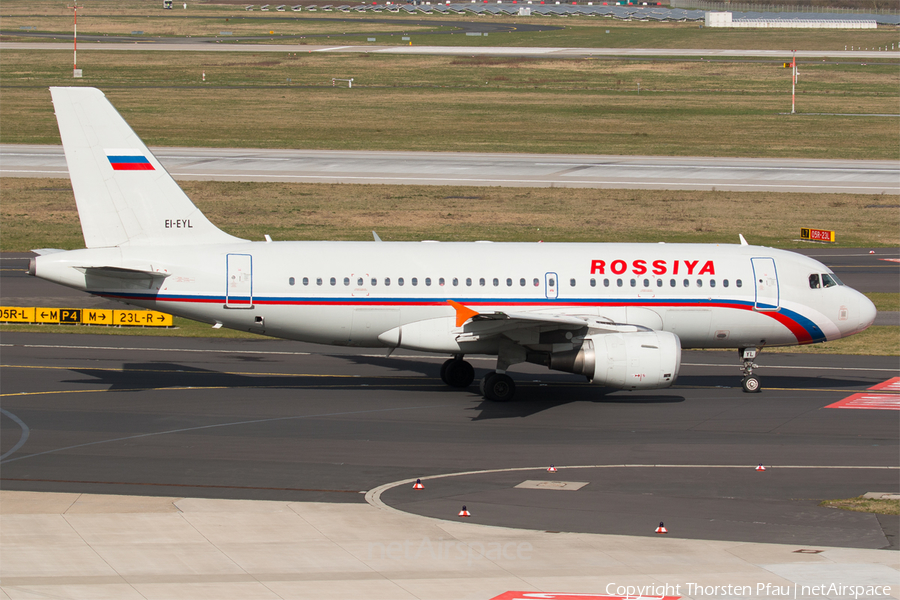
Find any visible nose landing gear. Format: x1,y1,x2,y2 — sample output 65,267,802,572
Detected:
740,347,762,393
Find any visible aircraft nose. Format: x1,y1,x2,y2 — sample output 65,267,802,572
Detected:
857,293,877,333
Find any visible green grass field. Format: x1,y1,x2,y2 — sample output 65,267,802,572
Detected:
1,51,898,159
3,178,898,250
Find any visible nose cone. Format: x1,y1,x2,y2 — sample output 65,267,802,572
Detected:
857,293,877,333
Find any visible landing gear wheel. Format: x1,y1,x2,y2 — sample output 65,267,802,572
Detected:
441,359,474,388
741,376,761,393
482,372,516,402
440,359,452,384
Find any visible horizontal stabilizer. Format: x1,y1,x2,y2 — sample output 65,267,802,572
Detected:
76,265,170,291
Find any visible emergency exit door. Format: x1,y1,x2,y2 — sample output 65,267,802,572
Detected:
226,254,253,308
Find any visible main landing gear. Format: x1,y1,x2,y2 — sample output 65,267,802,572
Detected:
439,355,516,402
480,372,516,402
739,347,762,393
440,356,475,388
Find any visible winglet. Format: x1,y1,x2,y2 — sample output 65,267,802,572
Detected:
447,300,479,327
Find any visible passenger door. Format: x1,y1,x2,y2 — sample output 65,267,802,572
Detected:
226,254,253,308
751,257,779,311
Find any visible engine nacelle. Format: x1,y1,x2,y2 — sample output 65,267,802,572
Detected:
549,331,681,389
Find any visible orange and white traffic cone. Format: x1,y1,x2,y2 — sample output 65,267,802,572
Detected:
756,464,766,472
413,478,424,489
547,465,558,473
458,505,471,517
655,522,668,534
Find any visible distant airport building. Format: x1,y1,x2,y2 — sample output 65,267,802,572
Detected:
704,11,877,28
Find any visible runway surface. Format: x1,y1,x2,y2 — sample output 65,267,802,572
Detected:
4,145,899,194
3,41,896,60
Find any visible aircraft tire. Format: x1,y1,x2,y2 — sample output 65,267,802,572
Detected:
445,359,475,388
440,359,453,385
482,373,515,402
741,376,762,393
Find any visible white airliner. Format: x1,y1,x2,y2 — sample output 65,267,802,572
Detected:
29,87,877,401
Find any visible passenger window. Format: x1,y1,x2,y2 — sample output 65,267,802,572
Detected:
371,278,377,286
344,277,350,286
630,279,636,287
479,278,486,287
533,278,540,287
736,279,743,288
466,278,472,287
617,279,623,287
604,279,610,287
317,278,323,286
570,278,576,287
590,278,596,287
656,279,663,288
723,279,729,288
385,277,391,286
506,278,513,287
412,277,418,286
809,274,821,289
520,278,526,287
399,277,405,286
670,279,676,287
822,273,838,288
452,278,459,286
425,277,432,286
710,279,716,288
289,277,295,286
330,277,336,286
493,278,499,287
439,278,445,286
548,278,556,287
696,279,703,288
683,279,689,287
357,277,364,286
643,278,649,288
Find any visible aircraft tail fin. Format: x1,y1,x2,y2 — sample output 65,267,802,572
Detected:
50,87,245,248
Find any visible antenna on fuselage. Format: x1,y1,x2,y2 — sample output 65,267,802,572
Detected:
739,234,749,246
372,231,383,242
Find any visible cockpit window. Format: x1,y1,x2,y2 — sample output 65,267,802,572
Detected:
821,273,841,288
809,274,820,289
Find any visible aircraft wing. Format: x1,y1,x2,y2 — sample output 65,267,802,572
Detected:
448,300,650,346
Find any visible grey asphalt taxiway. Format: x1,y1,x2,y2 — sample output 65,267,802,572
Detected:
1,251,898,550
3,144,899,194
2,332,899,549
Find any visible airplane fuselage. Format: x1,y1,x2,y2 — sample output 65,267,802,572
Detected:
33,241,874,353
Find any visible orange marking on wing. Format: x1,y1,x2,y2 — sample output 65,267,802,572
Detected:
447,300,479,327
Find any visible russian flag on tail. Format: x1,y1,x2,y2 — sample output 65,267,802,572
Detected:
105,149,154,171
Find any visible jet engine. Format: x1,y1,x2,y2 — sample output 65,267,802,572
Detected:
547,331,681,389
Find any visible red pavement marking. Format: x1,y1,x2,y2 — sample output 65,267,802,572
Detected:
826,393,900,410
869,377,900,392
826,377,900,410
878,258,900,263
